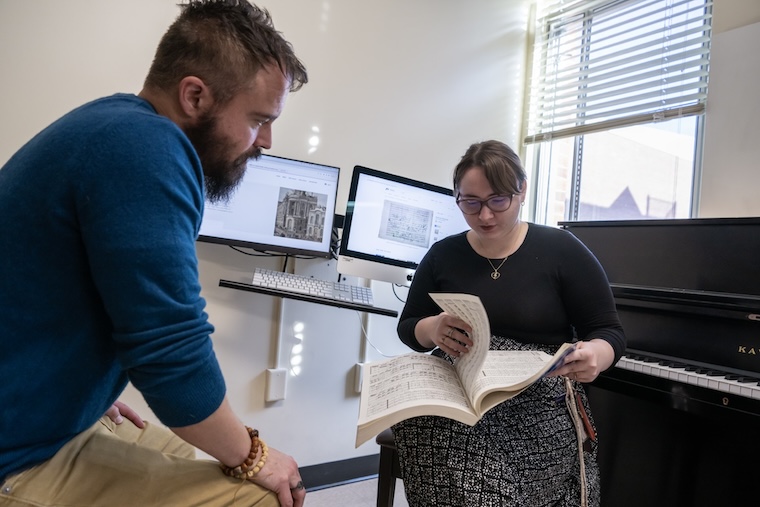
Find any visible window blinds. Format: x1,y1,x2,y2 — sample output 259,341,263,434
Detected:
524,0,712,145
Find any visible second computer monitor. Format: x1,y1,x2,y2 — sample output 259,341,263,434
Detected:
337,165,470,286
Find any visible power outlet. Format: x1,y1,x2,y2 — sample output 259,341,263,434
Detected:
265,368,287,402
354,363,365,394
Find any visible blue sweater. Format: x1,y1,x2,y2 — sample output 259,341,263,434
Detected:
0,94,225,479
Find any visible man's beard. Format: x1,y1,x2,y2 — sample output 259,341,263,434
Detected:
184,113,261,204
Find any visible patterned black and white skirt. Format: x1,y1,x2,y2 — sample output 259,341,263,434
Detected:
392,336,600,507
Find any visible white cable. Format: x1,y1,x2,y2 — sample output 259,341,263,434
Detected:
354,310,396,358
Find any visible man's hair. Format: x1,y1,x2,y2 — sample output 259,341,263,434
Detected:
453,140,527,196
144,0,308,104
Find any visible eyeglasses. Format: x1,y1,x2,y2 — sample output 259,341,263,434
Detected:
455,194,514,215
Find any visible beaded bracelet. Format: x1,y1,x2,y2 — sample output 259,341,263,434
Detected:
220,426,269,480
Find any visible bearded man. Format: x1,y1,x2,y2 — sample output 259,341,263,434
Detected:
0,2,308,506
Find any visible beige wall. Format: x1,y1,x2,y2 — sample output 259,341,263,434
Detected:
699,1,760,217
712,0,760,34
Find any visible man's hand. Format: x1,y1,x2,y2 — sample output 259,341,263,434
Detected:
250,446,306,507
105,400,145,429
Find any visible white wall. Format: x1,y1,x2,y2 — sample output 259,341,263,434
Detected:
0,0,530,467
3,0,758,470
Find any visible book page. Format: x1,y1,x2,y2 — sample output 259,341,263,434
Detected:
471,343,576,415
428,293,491,397
356,352,480,446
471,350,554,394
358,352,472,425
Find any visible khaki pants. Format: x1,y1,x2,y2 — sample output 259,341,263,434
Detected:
0,417,278,507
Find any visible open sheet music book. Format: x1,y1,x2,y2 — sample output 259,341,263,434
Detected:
355,293,575,447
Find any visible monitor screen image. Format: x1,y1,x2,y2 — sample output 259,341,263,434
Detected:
337,165,470,286
198,154,340,258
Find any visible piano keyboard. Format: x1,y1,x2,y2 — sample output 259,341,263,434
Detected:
617,354,760,401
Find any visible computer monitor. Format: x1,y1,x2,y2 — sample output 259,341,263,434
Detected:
198,154,340,258
337,165,470,286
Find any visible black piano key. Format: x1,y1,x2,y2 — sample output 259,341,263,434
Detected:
659,361,687,368
694,368,726,376
737,376,760,383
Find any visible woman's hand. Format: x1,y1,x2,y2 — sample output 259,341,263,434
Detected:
548,339,615,383
417,313,474,357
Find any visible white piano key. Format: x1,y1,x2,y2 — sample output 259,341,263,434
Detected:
616,356,760,401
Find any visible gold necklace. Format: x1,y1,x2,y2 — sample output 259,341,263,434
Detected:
486,257,508,279
479,222,523,280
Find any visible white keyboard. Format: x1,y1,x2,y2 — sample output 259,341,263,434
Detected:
617,355,760,400
251,267,374,306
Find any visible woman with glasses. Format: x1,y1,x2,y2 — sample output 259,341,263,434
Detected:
392,139,626,507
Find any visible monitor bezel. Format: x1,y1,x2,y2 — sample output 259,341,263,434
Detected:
338,164,459,271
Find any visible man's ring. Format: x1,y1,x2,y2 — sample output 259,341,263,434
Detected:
291,480,305,491
446,327,454,338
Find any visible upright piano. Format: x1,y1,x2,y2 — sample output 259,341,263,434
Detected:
561,217,760,507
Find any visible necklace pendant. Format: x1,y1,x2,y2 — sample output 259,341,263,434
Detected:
491,271,501,280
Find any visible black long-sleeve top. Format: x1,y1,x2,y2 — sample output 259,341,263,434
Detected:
397,224,626,364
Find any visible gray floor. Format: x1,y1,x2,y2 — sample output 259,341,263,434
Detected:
306,477,409,507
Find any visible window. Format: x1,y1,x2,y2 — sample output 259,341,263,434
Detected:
523,0,712,226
